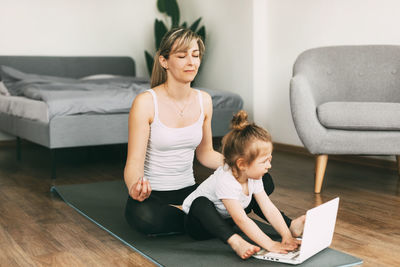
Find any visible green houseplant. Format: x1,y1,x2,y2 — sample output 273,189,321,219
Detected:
144,0,206,76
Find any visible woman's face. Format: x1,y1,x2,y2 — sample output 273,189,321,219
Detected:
161,39,201,84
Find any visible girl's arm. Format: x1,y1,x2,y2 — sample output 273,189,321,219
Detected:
195,91,224,169
222,199,294,253
254,191,300,246
124,92,153,201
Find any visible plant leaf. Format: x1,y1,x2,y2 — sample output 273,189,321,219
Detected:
165,0,180,27
197,25,206,43
157,0,166,13
181,22,187,28
189,17,202,32
145,51,154,76
155,19,168,49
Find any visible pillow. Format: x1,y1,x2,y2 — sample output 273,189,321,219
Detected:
0,81,10,96
80,74,149,83
0,65,75,96
80,74,120,80
0,65,150,96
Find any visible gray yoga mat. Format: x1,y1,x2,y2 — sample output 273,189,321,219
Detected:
51,180,363,267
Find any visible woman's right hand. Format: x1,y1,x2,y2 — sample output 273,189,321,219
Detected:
129,177,152,202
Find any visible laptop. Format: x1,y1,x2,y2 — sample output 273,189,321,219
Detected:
252,197,339,265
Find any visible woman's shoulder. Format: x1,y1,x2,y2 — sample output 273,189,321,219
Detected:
130,90,154,119
133,89,153,105
197,89,212,102
196,89,212,115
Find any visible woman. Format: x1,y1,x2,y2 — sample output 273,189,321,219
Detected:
124,27,222,236
124,27,303,237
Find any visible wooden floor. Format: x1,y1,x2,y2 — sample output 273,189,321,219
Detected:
0,141,399,266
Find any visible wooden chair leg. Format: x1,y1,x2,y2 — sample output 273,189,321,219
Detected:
396,155,400,176
315,155,328,194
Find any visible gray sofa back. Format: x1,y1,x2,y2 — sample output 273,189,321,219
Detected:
0,56,135,78
293,45,400,104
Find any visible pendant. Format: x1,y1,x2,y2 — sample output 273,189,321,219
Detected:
179,111,184,117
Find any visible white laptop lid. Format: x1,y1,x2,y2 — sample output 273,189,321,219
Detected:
298,197,339,262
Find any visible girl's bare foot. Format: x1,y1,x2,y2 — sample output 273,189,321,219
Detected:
227,234,260,259
290,215,305,237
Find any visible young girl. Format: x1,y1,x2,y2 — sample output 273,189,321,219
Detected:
182,110,304,259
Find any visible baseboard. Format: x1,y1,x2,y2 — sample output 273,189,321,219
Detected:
0,139,36,148
1,139,397,171
273,142,398,171
0,140,18,147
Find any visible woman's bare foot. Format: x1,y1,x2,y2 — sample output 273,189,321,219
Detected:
227,234,260,259
290,215,305,237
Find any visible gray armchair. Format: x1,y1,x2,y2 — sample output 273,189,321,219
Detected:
290,45,400,193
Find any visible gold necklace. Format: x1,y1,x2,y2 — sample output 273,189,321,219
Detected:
164,83,191,117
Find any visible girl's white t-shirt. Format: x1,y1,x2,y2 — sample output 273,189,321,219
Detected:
182,164,264,218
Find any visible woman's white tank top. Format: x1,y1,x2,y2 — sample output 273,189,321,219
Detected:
144,89,204,191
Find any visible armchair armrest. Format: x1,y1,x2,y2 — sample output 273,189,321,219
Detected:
290,75,327,154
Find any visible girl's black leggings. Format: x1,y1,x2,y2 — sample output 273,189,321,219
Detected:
184,174,292,243
124,173,291,237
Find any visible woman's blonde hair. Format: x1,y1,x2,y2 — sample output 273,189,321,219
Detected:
150,27,205,88
222,110,272,178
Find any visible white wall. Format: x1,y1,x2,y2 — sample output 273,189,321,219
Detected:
254,0,400,147
0,0,157,73
0,0,158,140
178,0,254,118
0,0,254,140
3,0,398,149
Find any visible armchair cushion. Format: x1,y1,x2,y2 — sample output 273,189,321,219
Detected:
317,101,400,130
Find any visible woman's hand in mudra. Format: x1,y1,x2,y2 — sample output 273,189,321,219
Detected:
129,177,152,202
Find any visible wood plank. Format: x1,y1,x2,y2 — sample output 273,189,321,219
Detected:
0,143,399,266
0,225,38,266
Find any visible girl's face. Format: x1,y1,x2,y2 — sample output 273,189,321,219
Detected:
244,141,273,180
161,39,201,84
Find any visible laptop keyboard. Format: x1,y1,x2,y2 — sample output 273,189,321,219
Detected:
255,249,300,260
265,251,300,260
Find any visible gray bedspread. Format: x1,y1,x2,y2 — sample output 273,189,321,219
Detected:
22,81,148,119
1,65,149,118
0,65,243,120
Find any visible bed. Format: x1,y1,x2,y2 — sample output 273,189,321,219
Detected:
0,56,243,180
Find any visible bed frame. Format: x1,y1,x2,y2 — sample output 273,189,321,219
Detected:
0,56,239,181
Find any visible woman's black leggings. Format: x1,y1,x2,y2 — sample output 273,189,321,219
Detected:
125,184,198,236
125,173,291,237
184,173,292,243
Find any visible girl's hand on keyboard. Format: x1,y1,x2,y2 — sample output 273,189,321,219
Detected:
266,241,296,254
282,236,301,250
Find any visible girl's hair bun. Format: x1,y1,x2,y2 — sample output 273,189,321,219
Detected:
231,110,249,130
223,109,272,178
